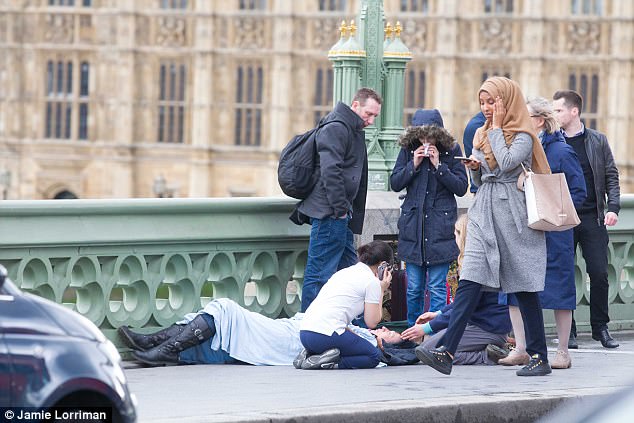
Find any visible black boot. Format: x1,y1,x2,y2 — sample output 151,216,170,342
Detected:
118,324,185,351
133,315,215,366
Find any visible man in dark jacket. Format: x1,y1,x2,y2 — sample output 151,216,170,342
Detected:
553,90,621,349
297,87,382,312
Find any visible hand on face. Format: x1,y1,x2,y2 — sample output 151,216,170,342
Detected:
412,143,438,168
492,96,505,129
379,268,392,291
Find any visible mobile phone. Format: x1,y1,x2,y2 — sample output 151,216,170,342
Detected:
378,262,390,280
454,156,473,162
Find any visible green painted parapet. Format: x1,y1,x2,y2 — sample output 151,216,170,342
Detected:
0,196,632,349
0,198,310,347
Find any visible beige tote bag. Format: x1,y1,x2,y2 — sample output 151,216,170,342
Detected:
517,164,580,232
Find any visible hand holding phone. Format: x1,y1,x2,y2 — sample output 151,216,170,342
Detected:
378,261,390,280
454,156,473,162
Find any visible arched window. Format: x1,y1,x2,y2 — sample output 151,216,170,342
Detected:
53,190,79,199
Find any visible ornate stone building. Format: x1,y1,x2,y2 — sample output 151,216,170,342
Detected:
0,0,632,199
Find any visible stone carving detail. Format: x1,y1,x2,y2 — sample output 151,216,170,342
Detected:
213,59,230,101
135,16,150,45
566,22,600,54
480,19,511,53
401,19,427,53
156,16,187,47
293,19,307,50
0,14,7,42
213,17,228,48
311,18,339,50
44,14,74,44
235,17,266,49
549,23,559,54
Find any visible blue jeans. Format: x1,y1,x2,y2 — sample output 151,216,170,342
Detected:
300,216,357,312
178,341,236,364
406,262,449,326
300,330,381,369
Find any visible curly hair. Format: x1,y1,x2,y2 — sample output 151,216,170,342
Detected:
397,125,456,152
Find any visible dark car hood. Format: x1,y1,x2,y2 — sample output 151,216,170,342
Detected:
26,292,105,342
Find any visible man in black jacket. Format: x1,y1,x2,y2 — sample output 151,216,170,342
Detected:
553,90,621,349
296,87,382,312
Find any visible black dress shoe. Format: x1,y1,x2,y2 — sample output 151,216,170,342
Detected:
568,332,578,350
592,327,619,349
415,345,453,375
516,354,552,376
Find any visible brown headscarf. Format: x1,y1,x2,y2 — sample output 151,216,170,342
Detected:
473,77,551,175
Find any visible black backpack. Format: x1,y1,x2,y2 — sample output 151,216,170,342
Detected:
277,119,349,200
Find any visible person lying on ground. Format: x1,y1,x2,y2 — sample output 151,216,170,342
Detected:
118,297,415,367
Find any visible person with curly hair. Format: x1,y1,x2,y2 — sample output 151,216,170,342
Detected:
390,109,468,327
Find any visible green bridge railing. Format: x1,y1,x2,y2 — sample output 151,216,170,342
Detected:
0,198,310,344
0,195,632,348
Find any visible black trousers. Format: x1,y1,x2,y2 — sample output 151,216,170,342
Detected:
438,280,548,361
572,212,610,333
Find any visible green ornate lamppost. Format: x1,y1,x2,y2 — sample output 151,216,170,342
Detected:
328,0,411,191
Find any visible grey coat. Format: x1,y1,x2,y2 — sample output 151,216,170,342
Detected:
461,129,546,293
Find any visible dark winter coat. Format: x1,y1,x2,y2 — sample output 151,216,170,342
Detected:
541,130,587,309
295,102,368,234
390,111,468,266
504,130,587,309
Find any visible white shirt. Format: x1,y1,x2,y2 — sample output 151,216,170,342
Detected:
300,262,382,336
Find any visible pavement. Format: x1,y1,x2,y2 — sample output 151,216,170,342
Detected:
124,331,634,423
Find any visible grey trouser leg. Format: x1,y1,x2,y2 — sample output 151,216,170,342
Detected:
422,324,506,365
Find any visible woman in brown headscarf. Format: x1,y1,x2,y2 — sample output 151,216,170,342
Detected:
415,77,552,377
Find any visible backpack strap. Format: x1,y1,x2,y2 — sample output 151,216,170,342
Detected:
315,118,353,154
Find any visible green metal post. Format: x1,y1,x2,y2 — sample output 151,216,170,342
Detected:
328,1,411,191
381,21,412,178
